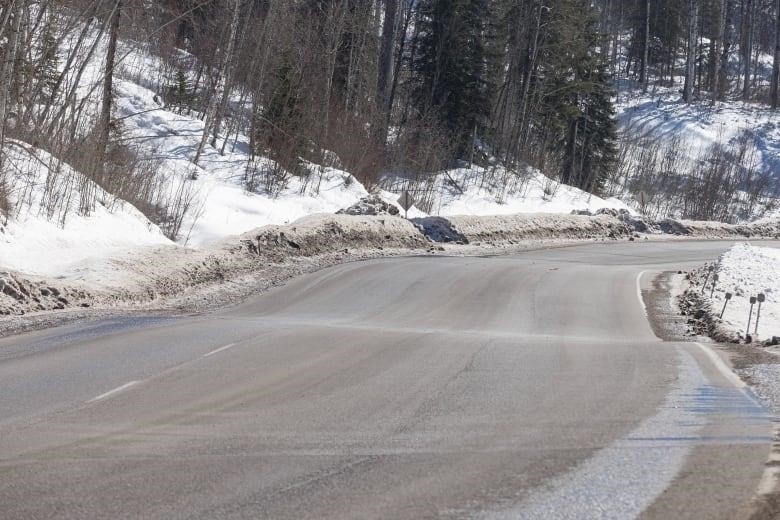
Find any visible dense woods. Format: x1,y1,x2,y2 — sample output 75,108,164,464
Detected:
0,0,779,230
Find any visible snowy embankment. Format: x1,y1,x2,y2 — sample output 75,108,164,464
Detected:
0,142,173,278
712,244,779,340
682,243,780,343
0,211,642,329
618,90,780,174
3,207,780,332
614,87,779,221
0,43,632,282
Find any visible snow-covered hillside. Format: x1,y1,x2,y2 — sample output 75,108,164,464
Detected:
0,143,172,277
113,49,634,245
0,35,635,277
618,89,780,177
1,16,777,280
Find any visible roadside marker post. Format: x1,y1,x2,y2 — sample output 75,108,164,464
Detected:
720,292,732,319
701,265,715,294
397,191,414,219
755,293,765,337
747,296,757,339
710,274,719,298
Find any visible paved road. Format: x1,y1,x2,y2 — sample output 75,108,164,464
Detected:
0,241,777,519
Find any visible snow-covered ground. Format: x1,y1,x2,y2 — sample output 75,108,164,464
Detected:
0,143,172,278
0,36,634,278
5,24,776,282
409,166,632,218
709,243,780,340
618,90,780,174
113,70,375,247
613,84,780,221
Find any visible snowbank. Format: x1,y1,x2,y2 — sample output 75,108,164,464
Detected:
415,212,633,245
710,243,780,340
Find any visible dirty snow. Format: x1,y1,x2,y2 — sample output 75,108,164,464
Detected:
710,243,780,339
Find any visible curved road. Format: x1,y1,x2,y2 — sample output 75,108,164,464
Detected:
0,241,777,519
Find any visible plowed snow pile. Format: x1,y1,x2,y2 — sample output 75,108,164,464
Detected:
712,243,780,339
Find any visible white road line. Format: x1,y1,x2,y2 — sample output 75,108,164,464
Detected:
636,269,649,314
693,341,746,389
202,343,236,358
691,344,780,498
87,380,140,403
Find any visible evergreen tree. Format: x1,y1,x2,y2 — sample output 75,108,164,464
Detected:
577,62,619,194
534,0,618,192
168,69,193,112
411,0,499,158
258,55,303,168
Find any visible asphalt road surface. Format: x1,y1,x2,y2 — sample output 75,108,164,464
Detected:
1,241,778,519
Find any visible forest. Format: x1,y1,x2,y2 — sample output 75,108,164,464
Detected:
0,0,779,232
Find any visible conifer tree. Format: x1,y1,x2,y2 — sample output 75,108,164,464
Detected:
412,0,499,158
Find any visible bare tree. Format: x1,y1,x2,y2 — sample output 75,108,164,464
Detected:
684,0,699,102
193,0,242,167
742,0,754,100
640,0,650,92
710,0,726,103
376,0,397,140
772,0,780,108
96,0,121,182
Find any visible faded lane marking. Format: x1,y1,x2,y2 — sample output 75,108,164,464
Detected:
202,343,237,358
87,381,141,403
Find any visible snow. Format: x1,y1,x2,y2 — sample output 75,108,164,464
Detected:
434,166,632,217
613,84,780,222
381,166,633,220
112,61,373,247
618,90,780,175
0,143,173,278
112,70,634,246
0,25,656,280
710,243,780,339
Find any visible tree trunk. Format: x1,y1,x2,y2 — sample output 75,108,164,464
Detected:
772,0,780,108
0,0,22,173
719,0,733,95
711,0,726,103
193,0,241,167
742,0,753,101
640,0,650,92
562,117,578,186
388,0,414,128
97,0,121,181
683,0,698,102
208,0,244,152
376,0,397,141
